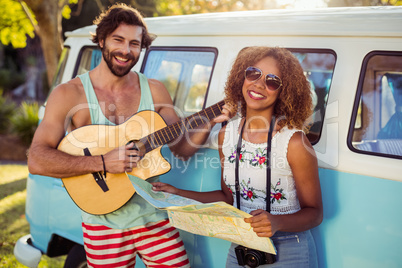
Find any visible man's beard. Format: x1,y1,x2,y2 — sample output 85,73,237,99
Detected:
101,46,139,77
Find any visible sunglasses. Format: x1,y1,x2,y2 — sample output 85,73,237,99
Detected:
244,66,282,91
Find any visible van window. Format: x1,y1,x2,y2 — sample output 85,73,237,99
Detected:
290,49,336,144
141,47,217,117
73,46,101,77
349,52,402,158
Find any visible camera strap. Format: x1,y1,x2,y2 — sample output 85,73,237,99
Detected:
235,116,276,213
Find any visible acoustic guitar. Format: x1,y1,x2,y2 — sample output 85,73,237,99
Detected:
57,100,225,215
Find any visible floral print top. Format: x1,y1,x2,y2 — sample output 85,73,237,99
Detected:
222,117,302,215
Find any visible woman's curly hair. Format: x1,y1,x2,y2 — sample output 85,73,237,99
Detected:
91,3,156,49
224,46,313,132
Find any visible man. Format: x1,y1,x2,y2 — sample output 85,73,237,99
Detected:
28,3,230,267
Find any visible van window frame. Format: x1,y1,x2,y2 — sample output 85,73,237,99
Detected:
347,50,402,160
287,48,337,145
72,45,100,78
52,46,70,87
140,46,218,112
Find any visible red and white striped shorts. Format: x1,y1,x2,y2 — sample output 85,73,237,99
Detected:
82,219,190,268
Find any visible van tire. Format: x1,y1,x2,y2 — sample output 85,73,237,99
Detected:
63,244,87,268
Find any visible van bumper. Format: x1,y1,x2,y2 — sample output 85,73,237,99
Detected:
14,234,42,268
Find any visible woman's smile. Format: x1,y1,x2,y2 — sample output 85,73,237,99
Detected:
248,89,266,100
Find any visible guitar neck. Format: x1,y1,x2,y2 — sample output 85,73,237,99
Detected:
140,100,225,154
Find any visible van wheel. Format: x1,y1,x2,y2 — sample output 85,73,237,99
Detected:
63,244,87,268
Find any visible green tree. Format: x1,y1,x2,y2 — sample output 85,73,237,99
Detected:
22,0,70,87
0,0,35,48
0,0,77,87
0,0,137,88
0,0,159,87
0,89,16,134
10,101,39,146
155,0,267,16
0,0,265,90
326,0,402,6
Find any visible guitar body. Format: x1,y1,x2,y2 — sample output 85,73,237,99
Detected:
58,110,171,215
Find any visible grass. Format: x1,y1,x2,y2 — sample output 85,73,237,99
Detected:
0,163,66,267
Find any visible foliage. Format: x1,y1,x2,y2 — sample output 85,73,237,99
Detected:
10,101,39,146
0,0,36,48
326,0,402,6
0,0,82,49
382,0,402,4
154,0,402,16
0,67,26,94
0,90,16,134
155,0,266,16
0,163,66,267
62,0,79,20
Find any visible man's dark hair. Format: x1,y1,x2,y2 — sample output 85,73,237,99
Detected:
91,3,156,49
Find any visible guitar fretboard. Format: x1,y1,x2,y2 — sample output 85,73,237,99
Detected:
140,100,225,154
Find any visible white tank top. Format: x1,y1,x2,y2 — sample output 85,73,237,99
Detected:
222,117,302,215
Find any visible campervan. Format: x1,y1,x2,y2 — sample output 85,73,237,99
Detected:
14,6,402,268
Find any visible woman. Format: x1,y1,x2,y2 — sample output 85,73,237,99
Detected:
152,46,323,267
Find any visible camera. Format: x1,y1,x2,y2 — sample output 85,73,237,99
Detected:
235,245,276,267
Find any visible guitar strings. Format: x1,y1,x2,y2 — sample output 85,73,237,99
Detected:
141,101,225,153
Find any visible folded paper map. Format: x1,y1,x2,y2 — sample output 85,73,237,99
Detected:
129,175,276,254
